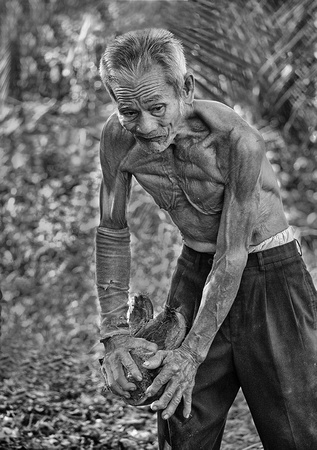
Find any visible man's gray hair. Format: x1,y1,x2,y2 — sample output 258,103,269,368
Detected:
100,28,187,99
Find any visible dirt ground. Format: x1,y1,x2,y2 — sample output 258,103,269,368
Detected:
0,339,263,450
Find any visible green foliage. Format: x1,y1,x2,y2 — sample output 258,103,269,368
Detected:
0,104,102,345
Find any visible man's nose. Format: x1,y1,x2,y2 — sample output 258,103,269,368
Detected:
135,113,157,135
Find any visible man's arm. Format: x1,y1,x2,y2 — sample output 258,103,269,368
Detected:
144,129,264,418
96,114,133,339
96,115,157,398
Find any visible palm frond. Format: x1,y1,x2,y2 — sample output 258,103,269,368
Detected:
161,0,316,130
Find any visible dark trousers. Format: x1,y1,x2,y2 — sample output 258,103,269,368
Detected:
158,240,317,450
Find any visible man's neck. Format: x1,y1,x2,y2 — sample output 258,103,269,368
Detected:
174,105,209,143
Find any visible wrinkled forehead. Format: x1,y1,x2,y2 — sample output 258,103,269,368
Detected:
111,65,176,103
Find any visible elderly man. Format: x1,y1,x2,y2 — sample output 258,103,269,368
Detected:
96,28,317,449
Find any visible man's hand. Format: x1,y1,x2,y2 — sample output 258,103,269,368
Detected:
143,346,200,420
102,334,158,399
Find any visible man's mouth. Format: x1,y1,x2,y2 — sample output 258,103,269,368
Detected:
136,135,165,143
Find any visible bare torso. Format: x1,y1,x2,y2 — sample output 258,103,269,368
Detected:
115,100,287,252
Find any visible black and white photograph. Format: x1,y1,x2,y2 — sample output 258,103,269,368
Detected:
1,1,317,449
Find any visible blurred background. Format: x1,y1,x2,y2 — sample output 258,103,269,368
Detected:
1,0,316,348
0,0,316,448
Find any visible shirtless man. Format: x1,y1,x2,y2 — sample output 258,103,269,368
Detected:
96,29,317,450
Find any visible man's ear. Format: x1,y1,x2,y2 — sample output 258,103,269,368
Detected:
182,72,195,104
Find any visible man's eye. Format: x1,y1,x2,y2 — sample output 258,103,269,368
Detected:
151,105,165,115
121,111,138,118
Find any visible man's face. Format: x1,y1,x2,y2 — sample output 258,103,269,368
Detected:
113,65,185,153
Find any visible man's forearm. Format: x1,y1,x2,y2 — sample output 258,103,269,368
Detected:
182,254,247,363
95,226,131,340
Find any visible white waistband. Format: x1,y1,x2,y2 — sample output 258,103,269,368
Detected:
249,226,295,253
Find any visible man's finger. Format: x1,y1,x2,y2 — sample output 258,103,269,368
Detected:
119,350,143,381
143,350,167,370
104,366,132,399
161,386,183,420
145,359,176,397
130,338,158,353
112,362,138,391
109,379,131,399
182,387,193,419
150,379,179,411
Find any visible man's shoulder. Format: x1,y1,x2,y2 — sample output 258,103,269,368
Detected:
194,99,238,125
193,100,265,170
194,100,259,138
100,113,135,154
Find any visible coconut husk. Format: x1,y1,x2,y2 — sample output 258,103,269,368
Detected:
124,294,187,406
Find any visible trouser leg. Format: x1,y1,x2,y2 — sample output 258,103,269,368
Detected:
158,247,240,450
231,242,317,450
157,320,240,450
158,241,317,449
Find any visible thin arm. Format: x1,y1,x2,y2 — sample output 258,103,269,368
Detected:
182,131,264,362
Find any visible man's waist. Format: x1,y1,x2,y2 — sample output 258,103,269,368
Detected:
248,226,295,253
183,226,295,254
183,237,216,253
182,239,300,271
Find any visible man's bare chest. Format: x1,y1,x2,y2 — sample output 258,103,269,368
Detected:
120,140,225,215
